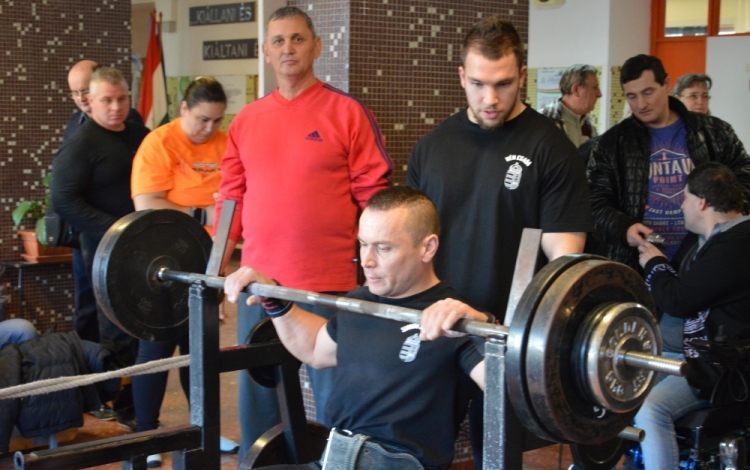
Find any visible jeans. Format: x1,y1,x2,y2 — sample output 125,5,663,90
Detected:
132,336,190,432
237,292,338,464
634,369,709,469
0,318,38,350
72,248,99,342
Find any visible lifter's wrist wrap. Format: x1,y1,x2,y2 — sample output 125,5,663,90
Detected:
262,280,293,318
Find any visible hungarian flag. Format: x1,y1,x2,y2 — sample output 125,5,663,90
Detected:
138,14,169,129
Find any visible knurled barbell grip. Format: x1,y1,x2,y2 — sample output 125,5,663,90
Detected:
619,350,689,377
158,269,509,338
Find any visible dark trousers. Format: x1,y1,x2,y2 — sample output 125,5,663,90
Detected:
73,248,99,342
132,336,190,432
79,234,137,367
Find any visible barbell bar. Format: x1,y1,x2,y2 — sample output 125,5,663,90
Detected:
158,268,687,380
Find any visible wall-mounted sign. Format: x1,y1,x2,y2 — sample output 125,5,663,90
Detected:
190,3,255,26
203,39,259,60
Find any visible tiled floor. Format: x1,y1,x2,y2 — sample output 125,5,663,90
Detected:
0,261,608,470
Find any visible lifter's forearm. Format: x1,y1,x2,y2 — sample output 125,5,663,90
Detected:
271,307,335,369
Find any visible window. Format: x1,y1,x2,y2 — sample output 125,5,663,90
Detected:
665,0,709,36
719,0,750,34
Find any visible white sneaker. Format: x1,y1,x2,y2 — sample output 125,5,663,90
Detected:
220,435,239,454
146,454,162,468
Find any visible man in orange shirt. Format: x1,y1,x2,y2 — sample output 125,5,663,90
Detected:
215,6,392,461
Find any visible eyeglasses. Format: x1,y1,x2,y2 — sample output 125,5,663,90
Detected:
69,89,89,99
680,93,710,101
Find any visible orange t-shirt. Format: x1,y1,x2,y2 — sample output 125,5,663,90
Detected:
131,118,226,208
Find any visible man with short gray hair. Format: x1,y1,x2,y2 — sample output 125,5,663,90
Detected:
540,64,601,147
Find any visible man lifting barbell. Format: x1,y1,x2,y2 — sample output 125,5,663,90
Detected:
224,186,490,469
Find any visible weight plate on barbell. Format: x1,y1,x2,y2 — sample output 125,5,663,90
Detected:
507,254,608,443
570,435,633,470
246,317,302,388
93,209,213,342
573,301,660,413
524,259,656,444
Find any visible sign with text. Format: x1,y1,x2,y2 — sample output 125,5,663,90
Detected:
203,39,258,60
189,3,255,26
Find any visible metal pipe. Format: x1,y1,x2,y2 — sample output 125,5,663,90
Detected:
158,268,509,338
618,426,645,442
620,350,689,377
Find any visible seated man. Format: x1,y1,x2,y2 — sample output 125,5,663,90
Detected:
635,162,750,469
224,186,489,470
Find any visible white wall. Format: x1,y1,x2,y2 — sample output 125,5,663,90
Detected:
528,0,651,130
142,0,260,78
707,35,750,148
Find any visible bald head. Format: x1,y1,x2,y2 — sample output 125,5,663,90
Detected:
68,60,99,115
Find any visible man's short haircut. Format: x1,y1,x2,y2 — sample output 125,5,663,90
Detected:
620,54,668,87
559,64,598,95
366,186,441,243
672,73,712,97
686,162,747,214
183,77,227,109
267,6,316,38
460,15,524,68
89,67,128,94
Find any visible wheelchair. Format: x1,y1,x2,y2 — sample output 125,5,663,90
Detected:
629,327,750,470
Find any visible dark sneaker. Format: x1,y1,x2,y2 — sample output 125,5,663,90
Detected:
88,404,117,421
116,414,137,432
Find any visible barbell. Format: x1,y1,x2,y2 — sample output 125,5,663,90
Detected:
92,209,687,446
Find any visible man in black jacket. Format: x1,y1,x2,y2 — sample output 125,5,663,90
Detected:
588,54,750,358
634,162,750,469
588,54,750,272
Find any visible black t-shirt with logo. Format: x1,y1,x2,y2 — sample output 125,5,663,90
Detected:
326,282,483,470
408,106,593,320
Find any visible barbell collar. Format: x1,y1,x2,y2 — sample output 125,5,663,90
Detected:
619,350,688,377
157,269,510,339
618,426,645,443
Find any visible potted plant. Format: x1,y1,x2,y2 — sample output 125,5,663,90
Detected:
11,173,71,262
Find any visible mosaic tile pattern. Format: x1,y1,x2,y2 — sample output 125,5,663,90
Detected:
0,0,133,332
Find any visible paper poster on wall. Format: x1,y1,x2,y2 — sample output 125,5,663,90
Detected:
536,67,564,110
215,75,248,115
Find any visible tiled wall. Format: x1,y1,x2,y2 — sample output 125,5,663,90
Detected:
0,0,133,331
290,0,528,184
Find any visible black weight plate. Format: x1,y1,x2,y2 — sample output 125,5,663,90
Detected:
524,260,655,444
246,318,302,388
241,421,329,469
507,254,607,443
93,209,212,342
570,436,632,470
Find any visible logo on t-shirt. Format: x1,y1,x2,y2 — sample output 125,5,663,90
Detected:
399,333,421,363
305,130,323,142
504,155,532,190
